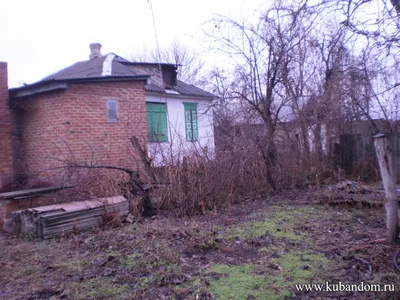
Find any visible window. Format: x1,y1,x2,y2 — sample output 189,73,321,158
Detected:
184,102,198,142
146,102,168,142
107,100,119,122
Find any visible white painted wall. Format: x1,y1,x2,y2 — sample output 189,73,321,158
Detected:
146,94,215,165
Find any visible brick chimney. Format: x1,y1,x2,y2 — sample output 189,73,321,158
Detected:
89,43,102,60
0,62,14,191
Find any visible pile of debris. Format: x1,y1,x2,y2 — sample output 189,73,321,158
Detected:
321,180,389,207
11,196,129,239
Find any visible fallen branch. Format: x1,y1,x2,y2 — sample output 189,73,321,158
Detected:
369,238,387,244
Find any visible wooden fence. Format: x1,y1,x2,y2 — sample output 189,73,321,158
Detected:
338,134,400,182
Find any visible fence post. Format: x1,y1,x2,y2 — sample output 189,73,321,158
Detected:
373,133,399,244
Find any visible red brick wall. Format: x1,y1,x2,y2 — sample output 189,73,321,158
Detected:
0,62,14,191
14,81,147,186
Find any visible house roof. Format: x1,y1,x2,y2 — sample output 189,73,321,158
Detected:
9,53,150,98
9,48,216,100
41,54,146,81
146,80,215,98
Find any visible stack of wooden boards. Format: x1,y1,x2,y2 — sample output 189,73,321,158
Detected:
321,180,400,207
11,196,129,239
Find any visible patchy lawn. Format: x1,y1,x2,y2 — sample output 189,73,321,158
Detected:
0,190,399,299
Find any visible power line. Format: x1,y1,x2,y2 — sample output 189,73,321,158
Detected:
147,0,162,65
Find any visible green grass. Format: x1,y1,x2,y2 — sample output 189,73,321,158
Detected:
68,278,130,300
119,253,139,267
233,219,302,240
209,252,328,300
210,264,269,300
210,205,330,299
53,258,90,272
224,207,309,241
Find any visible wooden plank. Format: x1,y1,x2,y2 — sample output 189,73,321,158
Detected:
0,185,73,200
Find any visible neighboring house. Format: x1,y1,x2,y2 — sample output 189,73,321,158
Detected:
0,43,215,190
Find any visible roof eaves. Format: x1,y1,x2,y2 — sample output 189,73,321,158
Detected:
10,81,69,99
63,75,150,83
122,61,182,67
9,75,150,98
145,90,215,101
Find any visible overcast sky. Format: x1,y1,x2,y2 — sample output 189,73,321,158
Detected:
1,0,267,88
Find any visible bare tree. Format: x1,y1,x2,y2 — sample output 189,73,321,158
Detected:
205,0,318,190
312,0,400,244
337,0,400,51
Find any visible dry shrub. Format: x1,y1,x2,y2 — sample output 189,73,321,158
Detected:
154,128,335,217
37,129,334,219
154,146,270,217
62,168,129,201
275,146,337,188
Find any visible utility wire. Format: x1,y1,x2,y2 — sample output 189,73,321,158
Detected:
147,0,163,69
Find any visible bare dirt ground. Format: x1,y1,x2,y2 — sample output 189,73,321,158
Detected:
1,190,400,299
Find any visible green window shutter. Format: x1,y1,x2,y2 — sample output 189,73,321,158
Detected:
146,103,168,142
184,103,198,142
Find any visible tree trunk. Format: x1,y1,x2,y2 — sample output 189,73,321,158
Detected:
313,122,324,164
300,118,310,157
300,117,310,173
265,120,278,191
373,134,399,244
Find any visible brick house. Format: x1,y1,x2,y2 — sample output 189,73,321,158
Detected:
0,43,215,191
